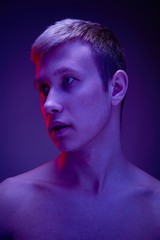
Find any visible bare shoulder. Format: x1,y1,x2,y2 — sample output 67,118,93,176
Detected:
0,161,55,236
130,163,160,197
110,163,160,239
0,175,34,217
0,176,32,238
146,180,160,236
129,163,160,230
0,175,33,204
0,159,55,200
147,177,160,229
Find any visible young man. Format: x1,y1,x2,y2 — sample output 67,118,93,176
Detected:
0,18,160,240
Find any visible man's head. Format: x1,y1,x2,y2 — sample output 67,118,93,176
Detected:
31,18,127,91
31,18,128,152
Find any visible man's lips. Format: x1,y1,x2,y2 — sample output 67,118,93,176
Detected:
48,120,71,134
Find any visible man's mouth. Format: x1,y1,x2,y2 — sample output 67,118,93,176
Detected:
52,124,69,132
49,121,71,135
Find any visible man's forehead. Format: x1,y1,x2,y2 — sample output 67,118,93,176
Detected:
36,39,92,64
35,40,96,75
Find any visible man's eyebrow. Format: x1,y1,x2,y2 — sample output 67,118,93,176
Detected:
53,67,79,76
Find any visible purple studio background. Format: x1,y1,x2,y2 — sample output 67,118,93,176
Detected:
0,0,159,182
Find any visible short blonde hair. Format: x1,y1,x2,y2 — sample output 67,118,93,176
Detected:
31,18,126,90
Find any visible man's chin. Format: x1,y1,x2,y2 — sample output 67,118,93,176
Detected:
50,137,73,153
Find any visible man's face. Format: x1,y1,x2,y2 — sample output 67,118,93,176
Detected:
35,40,112,152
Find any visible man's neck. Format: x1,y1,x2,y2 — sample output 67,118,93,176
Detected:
55,136,126,194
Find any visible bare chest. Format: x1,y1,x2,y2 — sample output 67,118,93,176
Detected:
11,191,157,240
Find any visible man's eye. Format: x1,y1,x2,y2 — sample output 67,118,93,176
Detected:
62,77,75,88
39,84,50,96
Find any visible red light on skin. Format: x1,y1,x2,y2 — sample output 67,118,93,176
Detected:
57,153,66,171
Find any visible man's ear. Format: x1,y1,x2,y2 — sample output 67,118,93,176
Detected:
109,70,128,106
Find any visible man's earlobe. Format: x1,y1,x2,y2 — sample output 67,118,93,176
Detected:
110,70,128,106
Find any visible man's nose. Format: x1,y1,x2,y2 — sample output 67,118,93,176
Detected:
43,90,64,114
